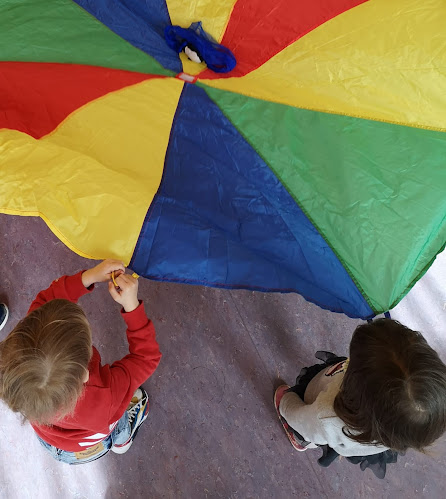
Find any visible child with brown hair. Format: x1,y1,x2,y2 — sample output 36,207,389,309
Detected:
274,319,446,478
0,260,161,464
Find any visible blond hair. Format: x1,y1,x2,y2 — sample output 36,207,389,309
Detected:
0,299,92,425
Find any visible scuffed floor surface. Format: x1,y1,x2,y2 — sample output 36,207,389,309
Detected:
0,214,445,499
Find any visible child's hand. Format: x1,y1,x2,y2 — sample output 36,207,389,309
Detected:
82,259,125,288
108,273,140,313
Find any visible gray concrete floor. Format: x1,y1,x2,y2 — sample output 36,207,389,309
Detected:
0,213,445,498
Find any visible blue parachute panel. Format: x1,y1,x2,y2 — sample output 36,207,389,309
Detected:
130,83,374,318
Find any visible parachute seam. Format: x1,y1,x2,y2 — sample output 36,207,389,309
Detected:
197,82,446,134
130,81,187,268
201,87,378,315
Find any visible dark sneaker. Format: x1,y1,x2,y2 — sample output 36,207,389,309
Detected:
111,387,149,454
0,304,9,332
274,385,308,451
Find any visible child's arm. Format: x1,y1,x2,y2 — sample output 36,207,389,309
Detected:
280,391,388,456
279,392,327,445
28,260,125,313
106,274,162,423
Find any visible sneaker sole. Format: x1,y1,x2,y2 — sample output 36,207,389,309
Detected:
111,440,133,454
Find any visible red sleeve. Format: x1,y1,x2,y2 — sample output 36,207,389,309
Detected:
27,271,93,313
107,301,162,423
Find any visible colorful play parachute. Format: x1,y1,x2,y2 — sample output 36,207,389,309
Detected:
1,0,445,319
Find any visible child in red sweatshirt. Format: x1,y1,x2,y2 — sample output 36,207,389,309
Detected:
0,260,161,464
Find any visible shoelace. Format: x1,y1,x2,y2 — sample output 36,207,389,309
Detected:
128,401,142,424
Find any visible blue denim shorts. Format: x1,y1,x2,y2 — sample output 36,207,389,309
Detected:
37,411,130,465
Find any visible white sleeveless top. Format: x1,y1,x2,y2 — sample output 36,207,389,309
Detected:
279,361,388,457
